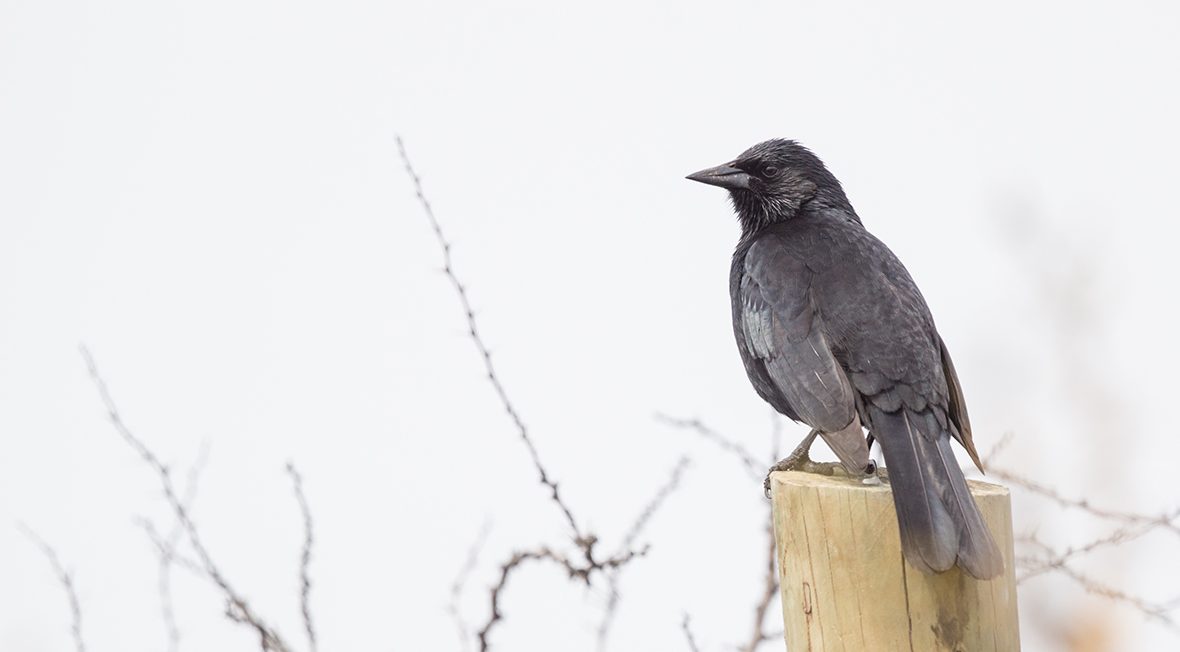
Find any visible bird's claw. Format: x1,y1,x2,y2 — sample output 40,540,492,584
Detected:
762,448,814,498
763,453,878,497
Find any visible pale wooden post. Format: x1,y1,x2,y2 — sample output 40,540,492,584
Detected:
769,469,1020,651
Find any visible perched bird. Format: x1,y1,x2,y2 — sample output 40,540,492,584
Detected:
687,139,1002,579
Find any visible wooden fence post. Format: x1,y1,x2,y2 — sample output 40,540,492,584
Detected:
769,469,1020,651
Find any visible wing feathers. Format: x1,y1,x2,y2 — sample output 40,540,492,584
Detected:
939,336,984,472
738,240,858,433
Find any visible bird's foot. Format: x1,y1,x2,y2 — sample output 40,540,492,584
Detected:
763,429,878,497
763,429,821,497
763,449,814,497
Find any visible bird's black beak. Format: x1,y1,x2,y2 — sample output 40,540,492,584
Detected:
686,161,752,191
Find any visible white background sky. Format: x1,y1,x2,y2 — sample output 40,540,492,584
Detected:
2,1,1179,650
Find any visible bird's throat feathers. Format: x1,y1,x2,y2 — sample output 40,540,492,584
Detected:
729,187,806,234
729,185,860,236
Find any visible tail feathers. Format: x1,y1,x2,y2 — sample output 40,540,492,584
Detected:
871,406,1003,580
932,433,1003,579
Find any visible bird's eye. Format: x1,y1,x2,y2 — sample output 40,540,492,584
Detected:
763,166,779,178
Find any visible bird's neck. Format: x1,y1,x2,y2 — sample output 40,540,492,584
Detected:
734,191,860,237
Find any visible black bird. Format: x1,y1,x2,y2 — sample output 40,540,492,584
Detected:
687,139,1002,579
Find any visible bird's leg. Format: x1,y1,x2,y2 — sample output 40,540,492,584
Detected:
763,429,820,496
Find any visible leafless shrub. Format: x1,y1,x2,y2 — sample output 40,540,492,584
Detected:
80,345,317,652
984,196,1180,647
397,136,683,650
978,435,1180,632
662,412,1180,647
30,140,1169,652
658,413,783,651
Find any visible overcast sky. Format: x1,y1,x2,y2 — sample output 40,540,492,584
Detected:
2,1,1179,650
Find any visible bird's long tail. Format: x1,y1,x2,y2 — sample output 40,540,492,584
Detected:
868,405,1003,580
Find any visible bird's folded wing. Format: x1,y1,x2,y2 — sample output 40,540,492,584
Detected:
739,237,857,434
939,335,984,472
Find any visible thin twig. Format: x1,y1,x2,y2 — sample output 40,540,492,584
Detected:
995,466,1180,537
984,434,1180,633
450,520,493,652
477,545,650,651
477,550,555,651
598,456,692,650
20,525,85,652
619,456,692,553
137,442,209,652
739,506,780,652
656,413,762,480
986,435,1180,539
1017,529,1180,625
1017,510,1180,582
397,135,583,543
1016,553,1179,631
661,414,783,650
682,613,702,652
286,463,317,652
137,517,207,575
80,345,291,652
737,419,787,652
768,410,783,462
399,137,655,650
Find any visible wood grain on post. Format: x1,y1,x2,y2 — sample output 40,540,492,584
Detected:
769,470,1020,651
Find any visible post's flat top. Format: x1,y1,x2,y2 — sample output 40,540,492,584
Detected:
770,469,1010,497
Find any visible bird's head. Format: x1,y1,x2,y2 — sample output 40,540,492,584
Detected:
687,139,854,233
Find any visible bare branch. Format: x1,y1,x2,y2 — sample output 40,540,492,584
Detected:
986,436,1180,539
739,507,780,652
659,414,783,650
737,419,788,652
19,525,85,652
137,518,206,577
1017,509,1180,583
980,432,1015,467
477,549,554,651
995,466,1180,538
619,456,692,553
597,580,624,650
1016,550,1179,631
397,135,583,542
80,345,292,652
598,456,692,650
449,520,493,652
656,413,762,480
286,463,317,652
768,410,784,461
750,414,787,650
477,545,650,651
399,138,662,649
136,442,209,652
982,434,1180,633
226,602,289,652
681,613,702,652
1016,530,1180,629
